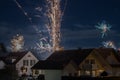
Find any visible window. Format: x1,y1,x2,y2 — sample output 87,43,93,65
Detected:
21,66,27,73
85,59,95,64
30,60,36,66
91,59,95,64
85,71,90,75
35,70,39,75
23,60,29,66
85,59,89,64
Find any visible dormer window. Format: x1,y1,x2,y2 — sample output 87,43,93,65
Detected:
85,59,95,64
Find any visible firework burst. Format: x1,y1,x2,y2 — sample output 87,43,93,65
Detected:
11,34,24,52
14,0,32,23
95,21,111,38
45,0,65,51
102,41,116,49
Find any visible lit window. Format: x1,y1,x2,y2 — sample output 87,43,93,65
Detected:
85,71,90,75
21,66,27,73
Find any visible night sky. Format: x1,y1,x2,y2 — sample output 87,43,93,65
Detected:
0,0,120,50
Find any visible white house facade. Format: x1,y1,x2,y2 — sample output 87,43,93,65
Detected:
4,51,39,76
16,51,39,76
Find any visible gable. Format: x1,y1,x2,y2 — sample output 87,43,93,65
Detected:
79,50,112,71
93,48,120,65
21,51,38,60
80,53,103,70
63,60,79,74
16,51,38,66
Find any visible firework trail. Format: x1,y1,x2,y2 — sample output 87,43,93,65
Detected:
11,34,24,52
95,21,111,38
35,0,67,52
14,0,42,33
14,0,32,23
13,0,50,52
45,0,65,51
61,0,68,16
102,41,116,49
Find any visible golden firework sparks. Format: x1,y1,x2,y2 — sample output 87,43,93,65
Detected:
11,34,24,52
46,0,63,51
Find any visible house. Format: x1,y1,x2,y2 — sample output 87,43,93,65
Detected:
32,60,67,80
111,50,120,76
93,48,120,76
4,51,39,76
32,48,120,80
